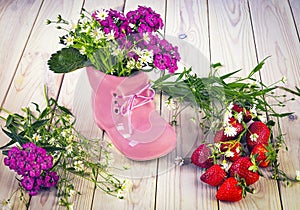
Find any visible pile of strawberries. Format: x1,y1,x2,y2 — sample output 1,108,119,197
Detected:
191,103,275,202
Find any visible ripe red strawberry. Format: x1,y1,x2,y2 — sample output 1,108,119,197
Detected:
251,143,273,167
216,177,243,202
200,164,226,186
220,140,242,162
246,121,270,151
232,104,252,123
214,129,233,143
228,157,259,185
191,144,213,169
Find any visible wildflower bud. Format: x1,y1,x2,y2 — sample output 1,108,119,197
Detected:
46,19,52,25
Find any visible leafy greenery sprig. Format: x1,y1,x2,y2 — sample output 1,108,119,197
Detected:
0,87,129,209
154,58,300,184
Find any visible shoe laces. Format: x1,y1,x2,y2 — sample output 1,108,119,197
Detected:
114,83,155,135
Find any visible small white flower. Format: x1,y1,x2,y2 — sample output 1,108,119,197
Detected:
126,59,136,69
49,137,56,145
95,9,109,21
135,61,143,69
295,170,300,181
129,23,135,28
223,110,232,126
227,102,234,110
133,47,142,56
221,160,230,171
64,35,74,46
225,150,234,158
79,46,86,55
74,160,85,171
69,21,77,32
174,156,184,166
106,30,115,41
165,98,176,110
32,133,42,142
224,125,237,137
250,133,259,142
236,112,243,123
0,199,12,210
117,189,124,199
121,180,133,192
66,144,73,154
250,104,257,117
91,28,105,40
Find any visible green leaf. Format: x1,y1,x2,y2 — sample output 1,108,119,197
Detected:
269,112,294,118
47,47,89,73
43,146,65,152
0,139,17,150
211,63,223,69
247,56,270,78
220,69,242,80
57,105,73,116
31,119,49,129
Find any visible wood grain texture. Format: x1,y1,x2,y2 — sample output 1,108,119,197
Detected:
0,0,299,209
209,0,257,74
0,0,43,106
249,0,300,209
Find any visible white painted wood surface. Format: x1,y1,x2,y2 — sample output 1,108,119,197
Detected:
0,0,299,209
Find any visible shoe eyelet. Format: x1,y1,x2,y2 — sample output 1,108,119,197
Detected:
114,108,119,114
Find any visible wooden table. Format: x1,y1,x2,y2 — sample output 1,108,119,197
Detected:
0,0,299,209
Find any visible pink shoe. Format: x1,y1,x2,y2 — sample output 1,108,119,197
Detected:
86,67,176,160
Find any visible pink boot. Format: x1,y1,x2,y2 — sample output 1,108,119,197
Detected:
86,66,176,161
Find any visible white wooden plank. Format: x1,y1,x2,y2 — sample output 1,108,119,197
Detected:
155,0,216,210
249,0,300,209
0,0,43,105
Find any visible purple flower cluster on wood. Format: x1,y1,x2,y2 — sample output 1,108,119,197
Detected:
4,142,59,196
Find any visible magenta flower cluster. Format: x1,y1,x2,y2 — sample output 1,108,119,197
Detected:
4,142,59,196
92,6,163,38
92,6,180,74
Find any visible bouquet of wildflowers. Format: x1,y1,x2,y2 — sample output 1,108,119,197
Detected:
47,6,180,76
0,87,129,209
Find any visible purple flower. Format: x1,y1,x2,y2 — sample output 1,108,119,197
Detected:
154,54,171,70
21,176,35,191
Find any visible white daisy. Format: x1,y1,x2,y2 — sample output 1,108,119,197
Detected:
106,30,115,41
223,110,232,126
95,9,109,21
224,125,237,137
225,150,234,158
74,160,84,171
126,59,136,69
250,133,259,142
227,102,234,110
91,28,105,40
32,133,42,142
64,35,74,46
